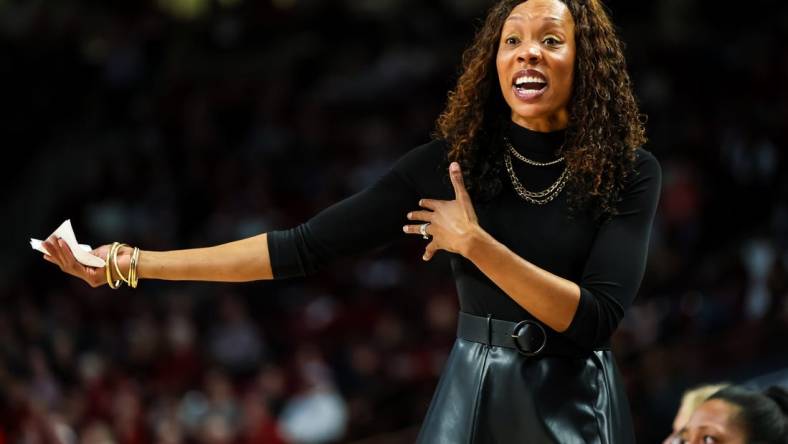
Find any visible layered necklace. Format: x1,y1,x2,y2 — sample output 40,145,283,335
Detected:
503,136,570,205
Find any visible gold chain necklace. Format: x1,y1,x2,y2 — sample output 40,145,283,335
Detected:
503,150,570,205
503,137,565,166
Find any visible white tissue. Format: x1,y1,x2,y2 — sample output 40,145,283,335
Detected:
31,219,106,267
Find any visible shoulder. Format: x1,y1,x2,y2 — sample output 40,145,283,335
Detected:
630,147,662,189
391,138,448,178
394,139,447,165
634,147,661,175
609,147,662,210
389,139,451,196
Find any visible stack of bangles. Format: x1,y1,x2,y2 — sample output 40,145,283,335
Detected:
105,242,140,289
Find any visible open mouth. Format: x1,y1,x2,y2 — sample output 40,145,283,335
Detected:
511,70,547,98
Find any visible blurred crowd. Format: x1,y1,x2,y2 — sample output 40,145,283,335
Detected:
1,0,787,442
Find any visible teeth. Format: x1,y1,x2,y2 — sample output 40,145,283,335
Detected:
515,76,547,86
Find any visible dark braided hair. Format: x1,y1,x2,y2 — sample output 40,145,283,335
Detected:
435,0,645,221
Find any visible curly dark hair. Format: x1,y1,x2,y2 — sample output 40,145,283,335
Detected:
435,0,646,221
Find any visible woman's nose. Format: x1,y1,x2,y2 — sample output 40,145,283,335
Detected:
517,43,542,64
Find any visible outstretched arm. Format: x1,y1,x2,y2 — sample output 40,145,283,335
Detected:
41,141,446,288
135,234,273,282
42,233,273,287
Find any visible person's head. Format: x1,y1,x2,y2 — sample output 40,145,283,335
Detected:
436,0,645,220
664,384,731,444
496,0,576,132
678,385,788,444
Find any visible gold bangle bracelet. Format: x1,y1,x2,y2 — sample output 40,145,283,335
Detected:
105,242,122,290
134,247,140,288
112,243,130,286
129,247,140,288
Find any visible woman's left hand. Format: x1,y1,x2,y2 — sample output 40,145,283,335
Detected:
403,162,481,261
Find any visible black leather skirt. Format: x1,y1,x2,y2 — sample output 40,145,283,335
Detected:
416,313,636,443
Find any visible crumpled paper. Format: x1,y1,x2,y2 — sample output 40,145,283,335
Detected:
30,219,105,267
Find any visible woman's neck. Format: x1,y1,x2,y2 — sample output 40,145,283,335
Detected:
505,120,567,160
510,112,569,133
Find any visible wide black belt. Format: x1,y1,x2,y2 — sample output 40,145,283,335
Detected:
456,312,608,358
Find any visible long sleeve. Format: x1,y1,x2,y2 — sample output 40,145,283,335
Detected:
266,140,447,278
562,149,662,349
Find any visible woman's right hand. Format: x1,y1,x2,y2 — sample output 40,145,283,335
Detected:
41,237,124,288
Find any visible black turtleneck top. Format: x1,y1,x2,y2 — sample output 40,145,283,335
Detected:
266,122,661,352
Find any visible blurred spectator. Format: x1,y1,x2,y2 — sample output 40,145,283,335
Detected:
678,385,788,444
208,295,265,376
663,383,729,444
278,346,348,443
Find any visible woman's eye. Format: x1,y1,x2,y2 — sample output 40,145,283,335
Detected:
703,436,717,444
505,36,519,45
543,37,560,46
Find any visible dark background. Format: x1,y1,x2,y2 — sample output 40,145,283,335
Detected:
1,0,787,442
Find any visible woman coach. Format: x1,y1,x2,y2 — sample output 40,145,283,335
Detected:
42,0,660,441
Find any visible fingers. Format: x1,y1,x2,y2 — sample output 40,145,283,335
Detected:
449,162,472,207
41,237,106,288
84,267,104,288
406,210,433,222
43,237,82,271
43,237,64,267
402,223,431,237
423,241,438,261
55,238,78,269
419,199,439,210
401,212,442,261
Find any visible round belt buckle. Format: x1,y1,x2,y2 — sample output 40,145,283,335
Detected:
511,320,547,357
